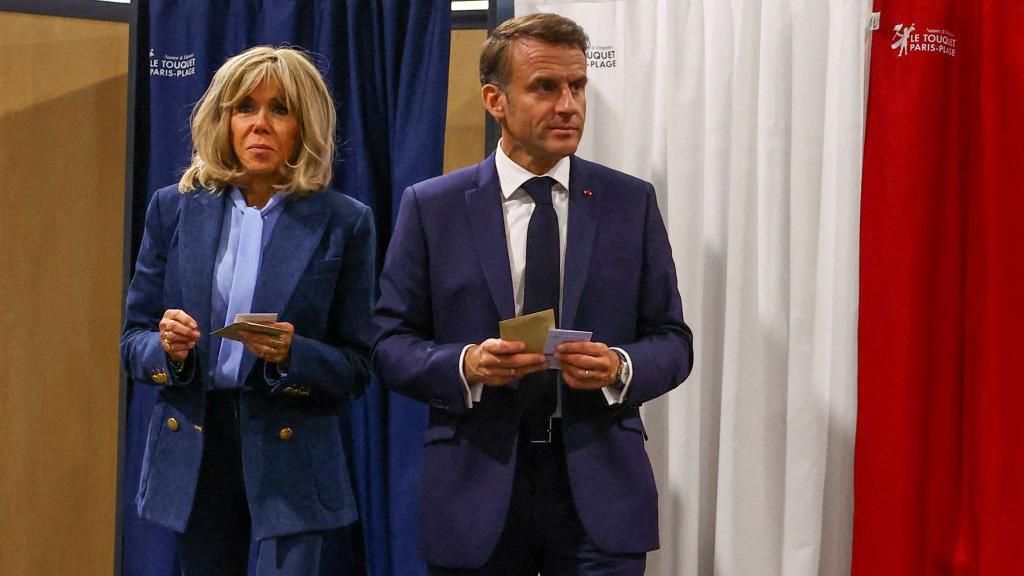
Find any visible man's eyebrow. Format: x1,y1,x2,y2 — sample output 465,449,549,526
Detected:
526,74,557,87
528,72,586,83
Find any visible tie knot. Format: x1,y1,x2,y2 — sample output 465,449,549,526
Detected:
522,177,556,206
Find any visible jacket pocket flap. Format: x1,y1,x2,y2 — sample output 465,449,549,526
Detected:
423,422,458,444
617,414,647,439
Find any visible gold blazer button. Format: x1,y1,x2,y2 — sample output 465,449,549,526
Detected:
166,417,180,432
279,427,294,441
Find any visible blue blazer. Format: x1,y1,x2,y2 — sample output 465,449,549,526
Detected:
121,185,375,540
373,154,693,568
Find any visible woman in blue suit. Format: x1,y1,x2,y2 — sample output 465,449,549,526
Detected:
121,46,374,575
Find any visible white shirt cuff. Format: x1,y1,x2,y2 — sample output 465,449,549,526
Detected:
458,344,482,409
601,347,633,405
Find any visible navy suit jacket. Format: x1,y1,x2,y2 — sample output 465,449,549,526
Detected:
121,185,375,539
373,154,693,568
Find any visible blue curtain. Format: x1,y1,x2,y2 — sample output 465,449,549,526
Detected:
123,2,449,574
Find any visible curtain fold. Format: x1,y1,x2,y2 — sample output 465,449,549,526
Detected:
124,2,450,574
515,1,869,574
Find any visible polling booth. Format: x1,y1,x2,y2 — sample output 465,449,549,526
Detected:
0,1,136,575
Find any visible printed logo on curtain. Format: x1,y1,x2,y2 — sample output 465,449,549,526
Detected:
889,23,958,58
149,49,199,78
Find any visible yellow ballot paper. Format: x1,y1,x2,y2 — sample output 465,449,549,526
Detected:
498,309,556,353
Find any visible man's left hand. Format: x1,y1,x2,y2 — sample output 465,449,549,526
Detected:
555,341,620,390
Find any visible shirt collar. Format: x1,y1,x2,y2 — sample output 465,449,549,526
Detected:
229,187,288,215
494,140,571,200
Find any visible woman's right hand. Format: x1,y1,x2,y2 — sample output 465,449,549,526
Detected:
159,309,201,362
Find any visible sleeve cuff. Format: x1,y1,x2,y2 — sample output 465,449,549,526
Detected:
601,347,633,405
166,351,197,386
264,361,289,386
458,344,482,409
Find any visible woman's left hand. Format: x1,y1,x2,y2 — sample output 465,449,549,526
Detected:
238,322,295,365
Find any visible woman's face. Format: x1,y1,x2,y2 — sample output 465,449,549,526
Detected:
230,81,300,184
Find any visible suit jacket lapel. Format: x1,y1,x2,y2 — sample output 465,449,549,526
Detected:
241,193,329,380
179,190,225,345
467,155,515,321
562,156,599,330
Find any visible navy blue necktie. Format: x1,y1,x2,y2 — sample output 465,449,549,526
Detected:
520,176,559,439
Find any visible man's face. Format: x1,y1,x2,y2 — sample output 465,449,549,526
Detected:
484,38,588,173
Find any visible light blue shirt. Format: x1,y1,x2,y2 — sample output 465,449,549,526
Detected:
209,188,288,388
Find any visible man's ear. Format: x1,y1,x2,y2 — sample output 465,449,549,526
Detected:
481,84,506,122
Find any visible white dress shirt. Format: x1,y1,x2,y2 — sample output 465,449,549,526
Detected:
458,143,633,409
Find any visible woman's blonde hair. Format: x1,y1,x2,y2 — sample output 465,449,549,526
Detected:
179,45,335,195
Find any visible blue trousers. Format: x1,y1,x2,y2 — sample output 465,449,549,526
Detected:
177,392,326,576
427,423,646,576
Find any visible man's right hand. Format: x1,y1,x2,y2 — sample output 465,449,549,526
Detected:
463,338,547,386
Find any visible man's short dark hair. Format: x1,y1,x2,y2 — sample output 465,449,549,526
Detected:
479,13,590,88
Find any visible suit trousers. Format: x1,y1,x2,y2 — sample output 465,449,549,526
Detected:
427,422,647,576
177,391,325,576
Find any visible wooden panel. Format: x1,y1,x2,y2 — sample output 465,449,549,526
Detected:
0,11,128,576
444,28,488,174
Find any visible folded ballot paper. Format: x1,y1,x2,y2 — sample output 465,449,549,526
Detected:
499,309,555,353
211,313,286,342
542,328,593,369
498,309,593,369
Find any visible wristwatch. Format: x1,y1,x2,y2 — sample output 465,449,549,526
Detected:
612,349,627,389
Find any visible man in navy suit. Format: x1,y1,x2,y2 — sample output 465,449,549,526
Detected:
373,13,693,575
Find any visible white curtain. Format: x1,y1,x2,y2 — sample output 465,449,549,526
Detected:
515,1,871,574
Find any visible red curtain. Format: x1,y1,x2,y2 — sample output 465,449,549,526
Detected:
856,1,1024,574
